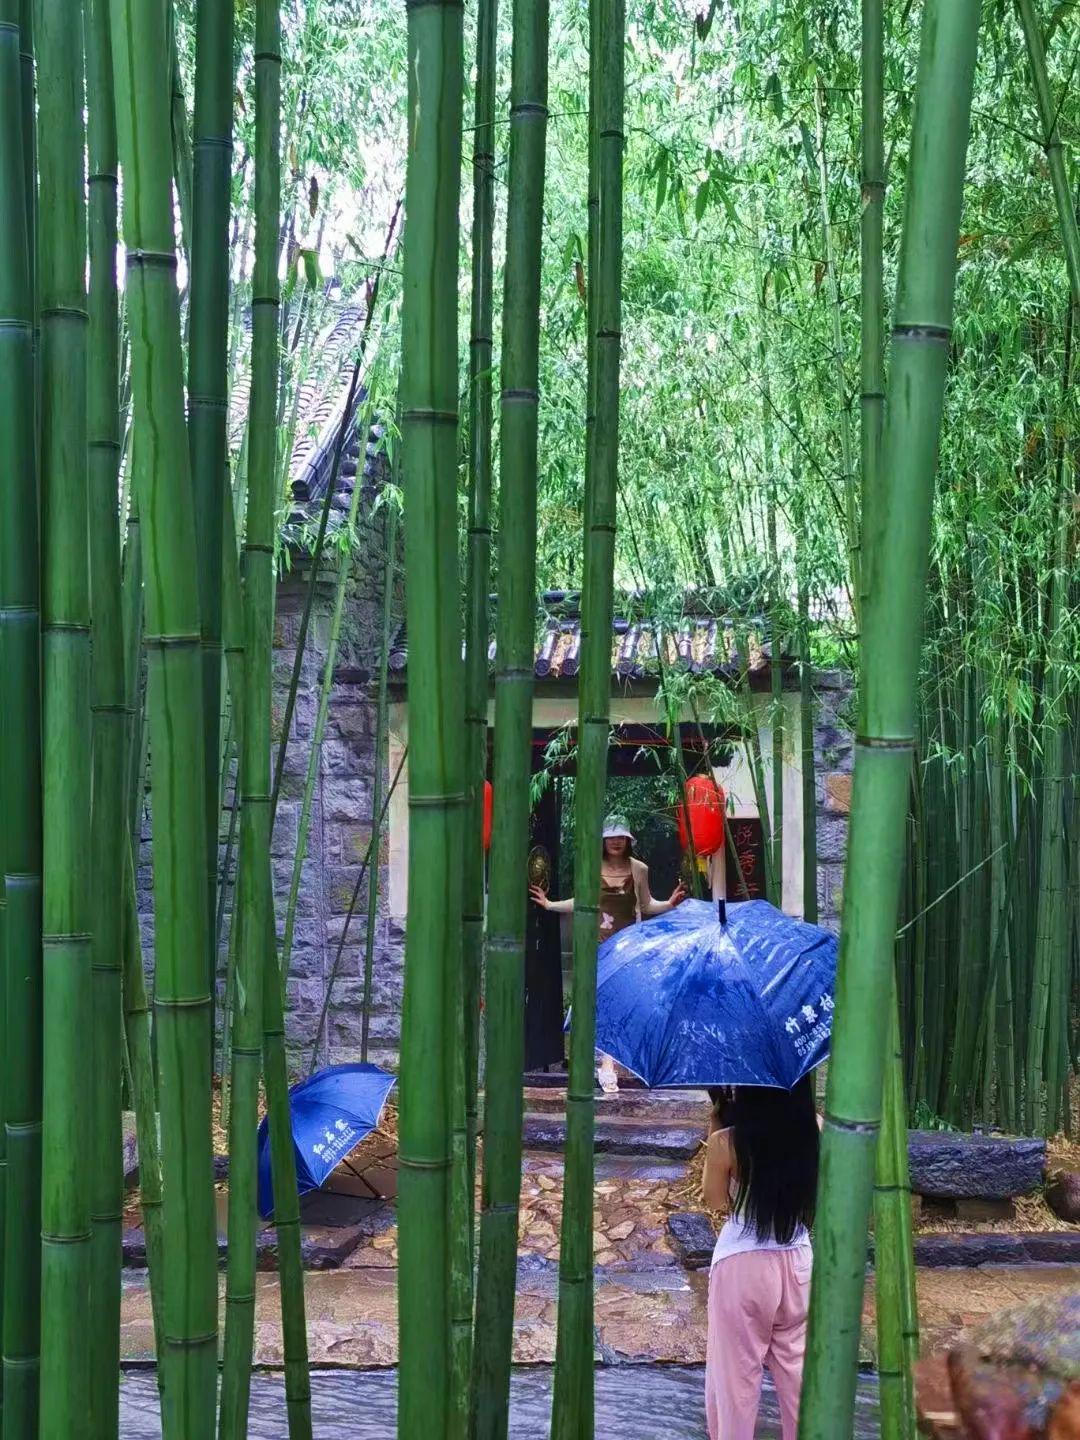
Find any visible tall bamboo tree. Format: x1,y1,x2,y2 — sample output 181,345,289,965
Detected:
36,0,94,1427
110,0,219,1428
799,3,981,1434
1015,0,1080,1132
549,0,623,1429
217,15,279,1418
86,0,125,1427
462,0,499,1206
0,0,41,1428
189,0,237,1031
472,0,549,1430
397,0,465,1427
246,2,314,1433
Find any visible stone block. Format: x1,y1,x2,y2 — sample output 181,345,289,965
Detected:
815,816,848,864
910,1232,1026,1268
824,773,852,814
322,736,372,777
324,778,371,823
271,857,321,916
907,1131,1045,1199
327,865,364,916
666,1212,716,1269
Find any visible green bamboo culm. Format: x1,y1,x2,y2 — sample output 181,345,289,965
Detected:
471,0,549,1432
110,0,220,1426
189,0,237,1031
461,0,498,1206
859,0,885,572
397,0,465,1428
873,984,919,1440
455,0,499,1418
362,487,399,1061
0,0,41,1427
86,0,125,1426
247,4,313,1431
1014,0,1080,1133
217,0,278,1421
798,4,981,1435
549,0,623,1428
36,0,94,1426
858,0,918,1424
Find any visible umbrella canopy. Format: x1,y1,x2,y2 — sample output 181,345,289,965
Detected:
257,1062,397,1218
592,898,837,1089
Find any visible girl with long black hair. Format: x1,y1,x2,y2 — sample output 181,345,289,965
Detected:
701,1079,821,1439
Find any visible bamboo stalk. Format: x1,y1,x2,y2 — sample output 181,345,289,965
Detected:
874,982,918,1440
86,0,125,1423
397,0,465,1425
120,847,165,1368
799,3,981,1432
798,568,818,923
549,0,623,1428
110,0,219,1426
36,0,94,1425
462,0,499,1231
0,0,41,1424
859,0,885,598
362,491,399,1061
472,0,549,1428
189,0,237,1044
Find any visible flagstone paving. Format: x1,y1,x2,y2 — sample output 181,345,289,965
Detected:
119,1262,1080,1371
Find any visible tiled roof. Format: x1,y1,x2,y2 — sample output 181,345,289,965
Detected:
388,593,782,685
229,299,383,515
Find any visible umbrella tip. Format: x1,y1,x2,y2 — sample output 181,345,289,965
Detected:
717,898,727,925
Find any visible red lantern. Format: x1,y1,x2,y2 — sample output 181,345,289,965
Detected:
676,774,726,858
482,780,493,852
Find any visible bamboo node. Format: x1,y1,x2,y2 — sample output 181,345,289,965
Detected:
40,305,88,322
144,632,202,650
510,102,549,118
188,393,230,412
253,50,283,63
403,407,459,425
88,170,118,185
824,1114,879,1135
502,387,538,403
891,322,950,344
408,791,466,807
854,734,912,750
194,135,234,152
126,250,177,270
164,1331,219,1349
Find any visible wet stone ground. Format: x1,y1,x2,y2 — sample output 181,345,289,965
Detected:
117,1365,881,1438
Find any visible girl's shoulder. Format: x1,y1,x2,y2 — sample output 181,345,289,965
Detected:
707,1126,733,1155
630,856,648,876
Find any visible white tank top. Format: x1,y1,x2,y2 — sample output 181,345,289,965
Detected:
710,1170,812,1269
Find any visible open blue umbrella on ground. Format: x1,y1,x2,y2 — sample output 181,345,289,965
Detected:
591,897,837,1089
258,1062,397,1219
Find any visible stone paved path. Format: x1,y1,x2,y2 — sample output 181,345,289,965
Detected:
117,1365,881,1438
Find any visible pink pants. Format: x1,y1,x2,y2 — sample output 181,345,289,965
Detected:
705,1247,812,1440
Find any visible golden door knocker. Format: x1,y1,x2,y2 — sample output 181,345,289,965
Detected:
527,844,551,893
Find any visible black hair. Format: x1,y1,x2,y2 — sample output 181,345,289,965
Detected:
729,1077,819,1244
707,1086,734,1129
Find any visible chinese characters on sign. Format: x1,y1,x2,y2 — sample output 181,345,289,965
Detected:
725,817,766,899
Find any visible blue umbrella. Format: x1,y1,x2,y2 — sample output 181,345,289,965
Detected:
591,898,837,1089
257,1062,397,1218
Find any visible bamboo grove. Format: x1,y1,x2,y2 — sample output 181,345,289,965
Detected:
0,0,1078,1434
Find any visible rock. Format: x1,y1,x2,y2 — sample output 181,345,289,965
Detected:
1022,1232,1080,1265
823,773,852,813
908,1131,1045,1200
607,1221,635,1242
1046,1170,1080,1223
910,1233,1027,1268
122,1113,139,1186
666,1211,716,1269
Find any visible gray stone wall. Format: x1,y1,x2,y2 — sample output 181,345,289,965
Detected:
136,489,405,1078
812,670,855,932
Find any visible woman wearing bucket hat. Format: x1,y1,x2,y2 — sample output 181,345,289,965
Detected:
529,813,687,1092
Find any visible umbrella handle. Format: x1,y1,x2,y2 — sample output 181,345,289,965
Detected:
717,898,727,925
